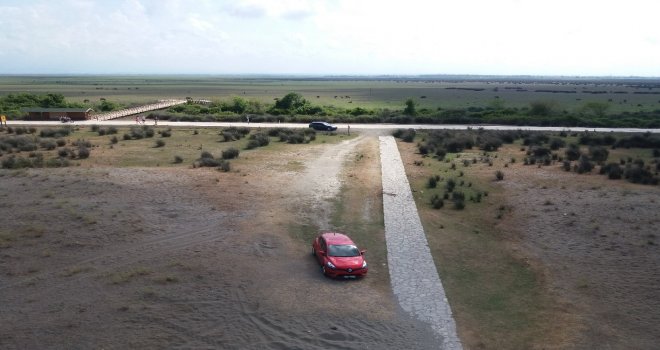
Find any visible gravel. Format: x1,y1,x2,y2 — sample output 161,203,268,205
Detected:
379,136,462,350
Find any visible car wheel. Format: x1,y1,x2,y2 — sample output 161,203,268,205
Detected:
311,246,316,256
321,266,327,275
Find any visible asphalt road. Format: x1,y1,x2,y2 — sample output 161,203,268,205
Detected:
6,119,660,134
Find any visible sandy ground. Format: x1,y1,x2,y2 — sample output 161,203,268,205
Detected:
0,133,438,349
495,162,660,349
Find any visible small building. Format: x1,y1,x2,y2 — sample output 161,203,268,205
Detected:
22,108,94,121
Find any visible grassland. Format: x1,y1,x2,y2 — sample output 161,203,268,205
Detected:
2,75,660,114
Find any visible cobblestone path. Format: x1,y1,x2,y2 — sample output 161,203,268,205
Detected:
379,136,462,350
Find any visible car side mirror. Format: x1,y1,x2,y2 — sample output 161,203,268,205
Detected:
360,249,367,255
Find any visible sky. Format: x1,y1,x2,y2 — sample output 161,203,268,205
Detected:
0,0,659,76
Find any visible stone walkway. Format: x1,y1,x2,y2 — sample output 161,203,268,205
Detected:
379,136,462,350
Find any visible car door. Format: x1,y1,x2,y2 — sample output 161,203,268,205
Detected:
317,237,327,264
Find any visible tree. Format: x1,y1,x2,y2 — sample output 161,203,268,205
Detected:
274,92,307,111
404,98,417,116
230,97,248,114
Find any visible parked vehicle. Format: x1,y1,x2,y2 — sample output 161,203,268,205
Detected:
312,232,367,278
308,121,337,131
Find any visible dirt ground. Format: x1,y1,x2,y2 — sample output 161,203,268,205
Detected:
2,128,658,349
496,163,660,349
0,132,438,349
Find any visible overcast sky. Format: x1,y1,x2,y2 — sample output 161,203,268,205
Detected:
0,0,659,76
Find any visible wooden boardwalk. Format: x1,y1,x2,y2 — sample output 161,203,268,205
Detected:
93,99,186,121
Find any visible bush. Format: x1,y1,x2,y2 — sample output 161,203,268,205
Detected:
77,146,91,159
173,155,183,164
452,191,466,210
246,133,270,149
56,139,66,147
155,139,165,148
565,143,581,161
219,160,231,172
58,148,71,158
393,128,416,142
427,176,438,188
73,139,92,148
431,194,444,209
600,163,623,179
40,139,57,150
159,129,172,137
222,147,240,159
110,136,118,144
495,170,504,181
576,155,593,174
589,146,609,164
446,178,456,192
40,127,72,138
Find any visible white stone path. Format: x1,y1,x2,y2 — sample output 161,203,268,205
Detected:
380,136,462,350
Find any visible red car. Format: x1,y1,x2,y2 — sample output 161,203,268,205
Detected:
312,232,368,278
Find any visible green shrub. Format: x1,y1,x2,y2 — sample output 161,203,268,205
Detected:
222,148,240,159
452,191,466,210
565,143,581,161
110,136,118,144
393,128,416,142
173,155,183,164
600,163,623,179
78,146,91,158
588,146,609,164
576,155,593,174
73,139,92,148
427,176,438,188
246,132,269,149
219,160,231,172
431,194,444,209
154,140,165,148
40,127,72,138
495,170,504,181
40,139,57,150
446,178,456,192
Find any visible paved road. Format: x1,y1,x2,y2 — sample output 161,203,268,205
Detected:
379,136,462,350
7,120,660,133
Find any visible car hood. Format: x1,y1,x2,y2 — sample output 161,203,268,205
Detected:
328,256,364,269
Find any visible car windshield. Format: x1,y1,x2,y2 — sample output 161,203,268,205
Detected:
328,244,360,257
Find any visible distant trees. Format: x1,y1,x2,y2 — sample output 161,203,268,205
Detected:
0,93,80,119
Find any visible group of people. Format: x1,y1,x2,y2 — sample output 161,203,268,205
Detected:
134,115,158,125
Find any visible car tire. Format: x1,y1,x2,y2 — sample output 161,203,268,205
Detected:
311,247,316,256
321,266,327,276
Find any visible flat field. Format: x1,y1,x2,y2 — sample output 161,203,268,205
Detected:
1,125,658,349
1,75,660,113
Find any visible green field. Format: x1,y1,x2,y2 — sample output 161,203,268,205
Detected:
2,75,660,112
1,75,660,128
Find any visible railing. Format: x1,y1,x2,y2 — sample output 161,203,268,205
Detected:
92,99,187,121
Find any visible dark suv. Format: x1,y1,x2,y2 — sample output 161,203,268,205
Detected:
308,121,337,131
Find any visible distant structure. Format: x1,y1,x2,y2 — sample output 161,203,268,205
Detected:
23,108,94,121
94,99,186,121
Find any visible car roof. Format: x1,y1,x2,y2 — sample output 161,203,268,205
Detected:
320,232,354,245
